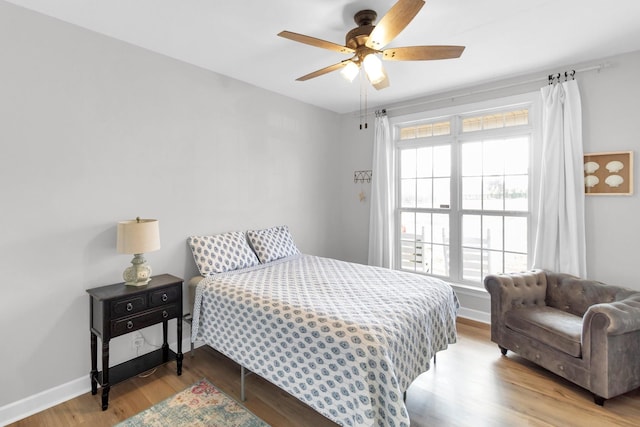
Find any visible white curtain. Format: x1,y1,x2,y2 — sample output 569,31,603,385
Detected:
532,80,587,277
368,112,395,268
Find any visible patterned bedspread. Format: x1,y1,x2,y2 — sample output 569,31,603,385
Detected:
192,255,458,427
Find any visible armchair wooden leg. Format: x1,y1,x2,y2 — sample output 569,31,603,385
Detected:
593,394,605,406
499,346,508,356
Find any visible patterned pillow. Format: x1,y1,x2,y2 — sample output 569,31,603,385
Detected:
246,225,300,264
188,231,259,276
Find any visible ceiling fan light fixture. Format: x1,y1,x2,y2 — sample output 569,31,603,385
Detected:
278,0,464,92
340,61,360,82
363,54,385,85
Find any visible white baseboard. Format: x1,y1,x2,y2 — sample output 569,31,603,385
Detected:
0,336,193,426
457,307,490,324
0,376,89,426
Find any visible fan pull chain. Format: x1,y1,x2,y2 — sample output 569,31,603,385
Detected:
359,70,368,130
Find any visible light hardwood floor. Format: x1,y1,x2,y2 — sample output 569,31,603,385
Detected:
10,319,640,426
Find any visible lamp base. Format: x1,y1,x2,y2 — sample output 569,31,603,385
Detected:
123,254,152,286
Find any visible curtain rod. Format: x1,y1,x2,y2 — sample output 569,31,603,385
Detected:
378,62,610,114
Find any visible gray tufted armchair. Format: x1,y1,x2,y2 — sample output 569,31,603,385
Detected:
484,269,640,405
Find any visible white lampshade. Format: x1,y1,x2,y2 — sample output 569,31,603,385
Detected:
363,54,385,85
117,218,161,255
340,61,360,82
117,217,160,286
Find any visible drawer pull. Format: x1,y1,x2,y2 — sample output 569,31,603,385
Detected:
162,293,168,302
126,303,133,312
127,321,134,329
162,310,169,319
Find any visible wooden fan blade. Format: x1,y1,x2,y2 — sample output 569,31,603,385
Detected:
296,60,351,81
366,0,425,50
382,45,465,61
278,31,355,54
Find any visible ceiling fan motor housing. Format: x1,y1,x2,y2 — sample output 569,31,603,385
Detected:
354,9,377,26
346,10,378,60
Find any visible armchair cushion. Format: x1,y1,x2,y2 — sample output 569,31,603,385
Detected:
504,306,582,357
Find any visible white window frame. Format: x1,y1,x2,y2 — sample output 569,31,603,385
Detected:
390,92,542,289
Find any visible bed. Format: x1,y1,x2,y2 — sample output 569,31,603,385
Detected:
188,226,459,427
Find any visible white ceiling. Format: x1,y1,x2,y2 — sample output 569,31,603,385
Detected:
6,0,640,113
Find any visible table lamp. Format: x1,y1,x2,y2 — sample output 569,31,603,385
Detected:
116,217,161,286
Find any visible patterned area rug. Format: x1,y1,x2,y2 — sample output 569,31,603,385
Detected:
115,379,270,427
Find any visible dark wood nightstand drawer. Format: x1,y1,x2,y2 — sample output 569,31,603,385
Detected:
150,287,179,307
111,306,179,337
111,296,146,317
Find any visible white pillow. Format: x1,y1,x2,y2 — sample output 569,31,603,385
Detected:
188,231,259,276
247,225,300,264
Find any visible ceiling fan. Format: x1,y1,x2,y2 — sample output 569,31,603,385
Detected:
278,0,465,90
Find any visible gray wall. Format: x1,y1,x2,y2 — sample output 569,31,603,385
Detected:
581,52,640,286
0,1,341,412
328,117,374,264
2,0,640,420
336,50,640,318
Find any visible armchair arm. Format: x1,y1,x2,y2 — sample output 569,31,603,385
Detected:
583,295,640,336
582,294,640,398
484,270,548,318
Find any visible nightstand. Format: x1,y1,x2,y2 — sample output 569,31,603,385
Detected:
87,274,183,410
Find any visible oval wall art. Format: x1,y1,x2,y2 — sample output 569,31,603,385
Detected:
585,175,599,188
605,174,624,187
584,161,600,174
605,160,624,173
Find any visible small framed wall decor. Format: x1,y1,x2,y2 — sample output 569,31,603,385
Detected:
584,151,633,195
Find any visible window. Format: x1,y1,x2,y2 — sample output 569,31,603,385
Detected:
394,95,538,288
